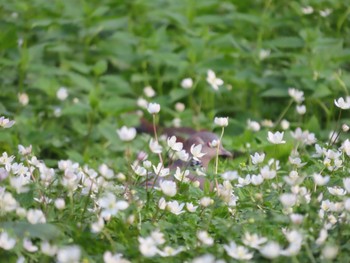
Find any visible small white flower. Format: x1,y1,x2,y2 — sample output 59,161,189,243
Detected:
334,97,350,110
200,197,213,207
290,213,304,225
57,245,81,263
281,119,290,130
242,232,267,249
153,163,170,177
319,9,332,17
343,178,350,193
137,97,148,109
56,87,68,101
0,116,15,128
143,86,156,98
159,180,177,197
279,193,297,208
267,131,286,144
342,124,350,132
175,102,185,112
149,138,163,154
181,78,193,89
327,186,346,196
296,105,306,115
147,103,160,114
157,246,183,257
259,241,281,259
197,231,214,246
158,197,167,210
18,93,29,106
313,173,330,186
18,144,32,156
247,119,260,131
251,174,264,185
131,164,147,176
167,201,185,215
259,49,270,60
224,241,253,260
103,251,131,263
221,170,239,181
0,231,16,250
116,126,137,142
27,209,46,224
288,88,304,104
174,167,190,183
251,152,265,165
41,241,58,256
167,136,183,152
190,144,206,161
214,117,228,127
301,6,313,14
55,198,66,210
186,202,198,212
206,69,224,91
23,238,38,252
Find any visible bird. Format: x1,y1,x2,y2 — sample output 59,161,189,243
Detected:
137,118,233,189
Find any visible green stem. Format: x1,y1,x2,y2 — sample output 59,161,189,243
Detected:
215,127,225,192
274,99,294,129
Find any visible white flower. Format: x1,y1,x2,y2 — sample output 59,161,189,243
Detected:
296,105,306,115
0,116,15,128
56,245,81,263
147,103,160,114
176,150,189,162
158,197,167,210
343,178,350,193
197,231,214,246
242,232,267,249
251,174,264,185
159,180,177,197
247,119,260,132
313,173,330,186
281,230,303,256
190,144,206,161
221,170,239,181
186,202,198,212
167,201,185,215
18,93,29,106
260,166,276,180
167,136,183,152
116,126,137,142
175,102,185,112
214,117,228,127
27,209,46,224
157,246,183,257
150,230,165,245
137,97,148,109
301,6,313,14
18,145,32,156
341,139,350,156
174,167,190,183
0,231,16,250
251,152,265,165
131,164,147,176
138,237,157,257
200,197,213,207
281,119,290,130
153,163,170,177
327,186,346,196
279,193,297,208
334,97,350,110
320,9,332,17
181,78,193,89
267,131,286,144
91,217,104,233
149,138,163,154
261,119,274,128
290,214,304,225
143,86,156,98
259,49,270,60
41,241,58,256
342,124,350,132
55,198,66,210
223,241,253,260
259,241,281,259
288,88,304,104
56,87,68,101
0,191,18,212
316,228,328,245
23,238,38,252
103,251,131,263
98,193,129,219
206,69,224,91
322,245,338,260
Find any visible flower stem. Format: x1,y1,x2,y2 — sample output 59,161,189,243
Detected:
152,114,164,166
215,127,225,192
274,99,293,129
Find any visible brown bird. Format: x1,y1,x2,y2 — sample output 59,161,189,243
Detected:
138,118,233,188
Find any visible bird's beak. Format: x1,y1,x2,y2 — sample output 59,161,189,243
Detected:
219,147,233,158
